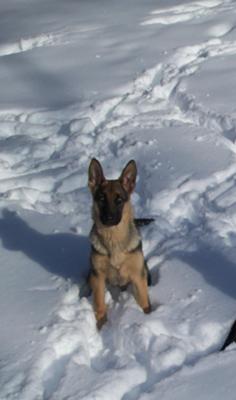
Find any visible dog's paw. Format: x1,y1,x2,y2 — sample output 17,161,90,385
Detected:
96,314,107,330
143,304,152,314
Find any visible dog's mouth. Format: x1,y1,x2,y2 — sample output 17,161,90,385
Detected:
101,215,121,227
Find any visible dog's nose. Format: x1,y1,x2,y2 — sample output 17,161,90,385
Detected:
101,213,120,226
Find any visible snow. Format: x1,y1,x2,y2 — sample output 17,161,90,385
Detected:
1,0,236,399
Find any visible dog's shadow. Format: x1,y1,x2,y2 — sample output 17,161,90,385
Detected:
0,209,90,286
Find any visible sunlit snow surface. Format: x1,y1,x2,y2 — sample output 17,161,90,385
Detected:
1,1,236,399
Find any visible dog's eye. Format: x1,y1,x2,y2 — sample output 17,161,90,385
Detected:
115,196,123,205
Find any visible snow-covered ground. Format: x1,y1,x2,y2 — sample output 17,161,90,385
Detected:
1,0,236,399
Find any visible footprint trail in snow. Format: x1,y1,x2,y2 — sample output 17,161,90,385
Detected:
1,0,236,399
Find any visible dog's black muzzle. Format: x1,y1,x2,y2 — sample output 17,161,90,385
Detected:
101,214,121,226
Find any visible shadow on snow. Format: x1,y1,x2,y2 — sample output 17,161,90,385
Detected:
169,242,236,301
0,209,90,284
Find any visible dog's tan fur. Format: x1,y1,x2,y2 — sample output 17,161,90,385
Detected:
88,159,151,328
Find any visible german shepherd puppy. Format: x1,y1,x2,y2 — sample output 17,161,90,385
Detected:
88,158,151,328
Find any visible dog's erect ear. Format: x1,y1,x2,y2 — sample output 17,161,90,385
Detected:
120,160,137,194
88,158,105,191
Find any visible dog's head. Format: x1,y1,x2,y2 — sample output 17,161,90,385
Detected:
88,159,137,227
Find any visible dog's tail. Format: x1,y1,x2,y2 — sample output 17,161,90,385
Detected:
134,218,155,227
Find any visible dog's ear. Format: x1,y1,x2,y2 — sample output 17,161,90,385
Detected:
120,160,137,194
88,158,105,191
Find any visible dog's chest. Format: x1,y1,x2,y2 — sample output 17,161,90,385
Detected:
90,222,141,286
107,252,129,286
109,251,125,270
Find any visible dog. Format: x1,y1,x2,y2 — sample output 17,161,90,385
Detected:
88,158,151,328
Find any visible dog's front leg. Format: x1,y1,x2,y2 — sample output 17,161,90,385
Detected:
132,274,151,314
89,271,107,329
128,253,151,314
126,251,151,314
